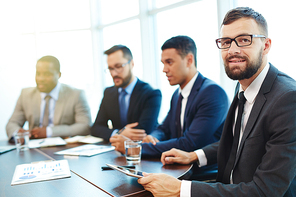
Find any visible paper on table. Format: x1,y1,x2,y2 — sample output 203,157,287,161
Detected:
54,144,115,156
78,135,104,143
11,159,71,186
29,137,66,148
0,146,16,154
64,135,104,144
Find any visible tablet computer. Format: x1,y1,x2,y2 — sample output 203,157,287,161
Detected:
106,163,144,178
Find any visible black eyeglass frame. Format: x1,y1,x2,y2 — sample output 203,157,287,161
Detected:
105,59,132,73
215,34,266,49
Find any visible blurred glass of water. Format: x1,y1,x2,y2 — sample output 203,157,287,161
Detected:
14,131,30,152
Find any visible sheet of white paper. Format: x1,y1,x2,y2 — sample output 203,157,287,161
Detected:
29,137,66,148
54,144,114,156
64,135,104,144
11,160,71,186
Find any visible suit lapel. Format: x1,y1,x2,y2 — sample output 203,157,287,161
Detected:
54,84,66,124
111,86,121,124
183,74,204,129
216,92,239,182
32,88,41,129
128,80,142,122
171,89,179,138
234,64,278,166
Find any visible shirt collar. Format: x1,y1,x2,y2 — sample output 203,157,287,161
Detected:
179,72,199,99
40,82,61,101
118,77,138,95
239,63,270,104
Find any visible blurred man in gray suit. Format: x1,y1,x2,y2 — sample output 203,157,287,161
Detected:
6,55,91,141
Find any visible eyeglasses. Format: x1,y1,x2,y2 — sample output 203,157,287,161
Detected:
215,34,266,49
105,60,131,74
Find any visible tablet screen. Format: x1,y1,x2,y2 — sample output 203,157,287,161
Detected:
106,164,143,178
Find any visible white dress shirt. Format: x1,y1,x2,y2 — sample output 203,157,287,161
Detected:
181,63,270,196
179,72,198,131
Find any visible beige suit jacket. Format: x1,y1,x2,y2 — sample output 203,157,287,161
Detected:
6,84,91,140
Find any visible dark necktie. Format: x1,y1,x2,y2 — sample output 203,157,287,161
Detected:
42,95,51,127
223,91,246,183
119,89,128,127
175,93,183,137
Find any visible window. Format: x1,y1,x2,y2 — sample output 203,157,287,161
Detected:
0,0,223,140
237,0,296,80
100,0,139,24
102,19,143,87
155,0,219,119
155,0,184,8
2,0,294,140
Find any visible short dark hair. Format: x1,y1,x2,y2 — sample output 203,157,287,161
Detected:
222,7,268,37
104,45,133,60
161,35,197,67
37,55,60,72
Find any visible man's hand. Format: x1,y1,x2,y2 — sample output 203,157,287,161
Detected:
18,128,29,134
120,122,147,141
138,172,181,197
16,128,30,144
161,148,198,165
18,128,28,132
110,134,130,154
30,127,47,139
142,135,159,145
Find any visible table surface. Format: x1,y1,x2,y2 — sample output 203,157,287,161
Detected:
0,146,109,197
0,140,192,197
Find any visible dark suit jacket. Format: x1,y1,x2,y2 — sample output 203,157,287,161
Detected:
91,79,162,141
192,64,296,196
142,73,229,157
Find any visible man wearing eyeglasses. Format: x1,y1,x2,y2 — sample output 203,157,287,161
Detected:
91,45,162,142
138,7,296,197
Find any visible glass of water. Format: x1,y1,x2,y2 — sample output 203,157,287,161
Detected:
124,140,142,165
14,131,30,152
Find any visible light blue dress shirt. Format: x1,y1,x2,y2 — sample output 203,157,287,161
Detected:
111,77,138,136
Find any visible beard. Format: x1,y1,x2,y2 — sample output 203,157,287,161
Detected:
224,51,263,80
114,68,132,88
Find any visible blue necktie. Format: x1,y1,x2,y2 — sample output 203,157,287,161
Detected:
119,89,128,127
175,93,183,137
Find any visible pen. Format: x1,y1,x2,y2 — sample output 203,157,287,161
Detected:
101,165,135,170
117,127,126,135
39,139,45,144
